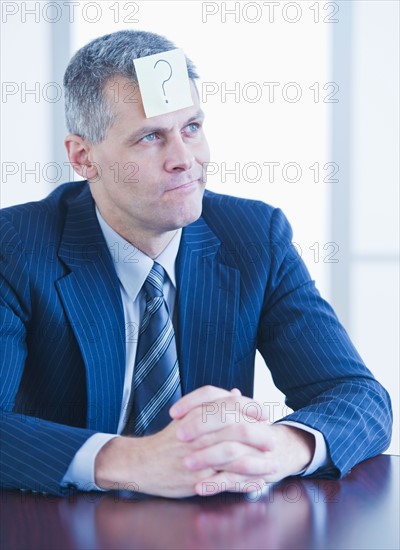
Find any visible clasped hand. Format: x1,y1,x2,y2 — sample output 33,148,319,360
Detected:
95,385,314,498
168,386,314,496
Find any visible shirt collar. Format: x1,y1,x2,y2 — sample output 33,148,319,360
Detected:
95,206,181,301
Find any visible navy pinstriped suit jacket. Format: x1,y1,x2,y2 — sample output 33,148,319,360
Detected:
0,181,392,494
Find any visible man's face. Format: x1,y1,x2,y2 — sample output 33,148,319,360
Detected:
87,76,210,240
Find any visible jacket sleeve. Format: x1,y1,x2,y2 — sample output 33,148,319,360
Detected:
257,208,392,478
0,216,97,495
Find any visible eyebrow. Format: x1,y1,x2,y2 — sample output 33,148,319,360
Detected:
125,109,205,145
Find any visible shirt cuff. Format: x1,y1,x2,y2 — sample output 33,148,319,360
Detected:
61,433,120,491
277,420,331,476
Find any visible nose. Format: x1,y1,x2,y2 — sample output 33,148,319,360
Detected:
164,132,194,172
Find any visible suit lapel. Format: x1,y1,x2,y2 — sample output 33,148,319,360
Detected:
176,217,240,394
55,184,125,432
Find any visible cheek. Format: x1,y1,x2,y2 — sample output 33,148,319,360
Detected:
91,152,115,184
93,146,133,179
98,155,143,191
197,139,211,164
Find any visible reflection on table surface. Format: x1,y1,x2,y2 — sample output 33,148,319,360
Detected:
1,454,399,550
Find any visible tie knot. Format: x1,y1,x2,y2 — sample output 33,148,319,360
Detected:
143,262,165,298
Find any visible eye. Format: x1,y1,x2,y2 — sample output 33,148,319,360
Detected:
141,132,158,143
185,122,201,134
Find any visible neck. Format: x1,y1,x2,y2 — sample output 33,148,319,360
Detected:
98,208,177,258
124,229,178,259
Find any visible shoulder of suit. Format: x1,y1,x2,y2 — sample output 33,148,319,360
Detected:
202,189,277,236
0,181,87,237
203,189,274,210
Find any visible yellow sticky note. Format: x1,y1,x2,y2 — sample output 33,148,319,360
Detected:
133,49,193,118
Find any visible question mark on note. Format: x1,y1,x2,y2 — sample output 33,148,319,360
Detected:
153,59,173,103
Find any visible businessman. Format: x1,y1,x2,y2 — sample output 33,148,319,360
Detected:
0,30,392,497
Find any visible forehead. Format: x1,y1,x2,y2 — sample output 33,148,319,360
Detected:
103,75,201,130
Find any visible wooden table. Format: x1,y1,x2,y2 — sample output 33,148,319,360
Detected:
1,454,399,549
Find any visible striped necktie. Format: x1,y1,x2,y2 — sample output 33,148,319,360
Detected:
125,262,182,436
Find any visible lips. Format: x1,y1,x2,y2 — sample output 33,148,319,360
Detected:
166,178,201,192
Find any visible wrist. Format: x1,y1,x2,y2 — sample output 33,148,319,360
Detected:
95,436,143,491
273,424,315,473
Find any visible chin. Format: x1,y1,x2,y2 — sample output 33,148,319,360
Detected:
167,195,204,230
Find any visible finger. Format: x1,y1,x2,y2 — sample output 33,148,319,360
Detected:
185,443,277,477
211,454,277,477
185,441,254,471
176,396,270,441
169,385,233,419
192,421,275,453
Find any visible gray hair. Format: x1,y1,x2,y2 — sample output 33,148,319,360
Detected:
64,30,199,143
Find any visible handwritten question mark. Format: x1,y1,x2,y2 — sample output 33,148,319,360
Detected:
153,59,173,103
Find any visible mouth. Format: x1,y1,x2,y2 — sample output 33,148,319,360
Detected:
166,179,201,192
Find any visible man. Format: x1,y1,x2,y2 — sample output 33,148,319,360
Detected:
0,30,392,497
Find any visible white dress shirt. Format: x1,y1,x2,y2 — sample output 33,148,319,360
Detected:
62,208,329,490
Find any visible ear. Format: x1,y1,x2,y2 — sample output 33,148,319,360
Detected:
64,134,99,180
